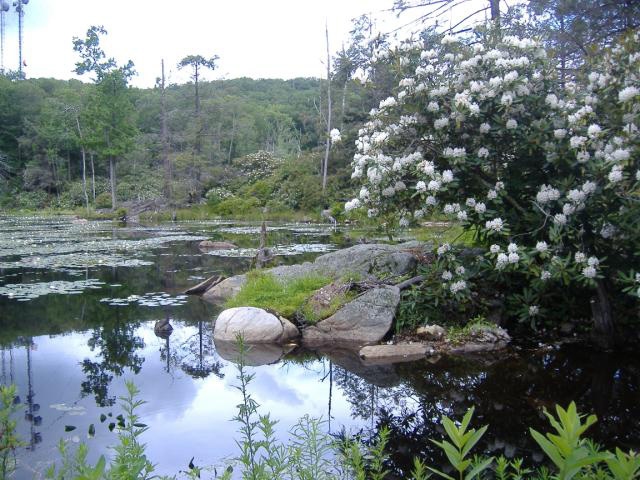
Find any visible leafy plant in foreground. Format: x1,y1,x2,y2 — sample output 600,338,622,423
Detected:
428,406,493,480
0,385,22,479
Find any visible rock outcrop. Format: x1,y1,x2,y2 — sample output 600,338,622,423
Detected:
213,307,299,344
202,242,421,304
302,285,401,345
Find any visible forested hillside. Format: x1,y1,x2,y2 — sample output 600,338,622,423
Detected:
0,73,373,212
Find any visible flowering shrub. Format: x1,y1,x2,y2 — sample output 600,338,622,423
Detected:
346,26,640,339
232,151,283,184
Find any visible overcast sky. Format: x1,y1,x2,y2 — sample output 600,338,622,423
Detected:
0,0,421,87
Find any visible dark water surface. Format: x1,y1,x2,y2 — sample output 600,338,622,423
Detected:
0,216,638,478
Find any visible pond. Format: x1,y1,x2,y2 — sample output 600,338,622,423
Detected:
0,216,638,478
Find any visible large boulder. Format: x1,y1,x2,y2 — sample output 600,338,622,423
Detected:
303,285,400,345
202,242,422,304
213,307,299,344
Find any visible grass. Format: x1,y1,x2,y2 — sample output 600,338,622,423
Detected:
225,272,331,318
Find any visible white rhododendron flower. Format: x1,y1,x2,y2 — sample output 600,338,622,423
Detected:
618,86,639,102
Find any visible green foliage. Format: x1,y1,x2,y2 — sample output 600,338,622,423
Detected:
429,402,640,480
429,407,493,480
225,272,330,318
0,385,22,478
45,440,106,480
109,382,155,479
529,402,607,480
211,196,261,217
94,191,112,209
15,190,49,210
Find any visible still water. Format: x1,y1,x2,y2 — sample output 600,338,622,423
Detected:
0,216,638,478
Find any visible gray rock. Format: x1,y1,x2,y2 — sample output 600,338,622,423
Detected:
359,343,432,365
213,307,299,343
203,275,247,303
303,285,400,345
416,324,446,340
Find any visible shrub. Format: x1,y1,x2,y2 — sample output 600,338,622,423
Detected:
94,191,112,209
15,190,49,210
212,196,261,216
346,25,640,342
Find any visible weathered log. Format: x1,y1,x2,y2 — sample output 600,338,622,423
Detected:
184,275,224,295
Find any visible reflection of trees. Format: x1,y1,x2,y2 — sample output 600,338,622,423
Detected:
332,348,640,477
81,318,145,407
1,339,42,450
158,316,224,380
179,320,224,379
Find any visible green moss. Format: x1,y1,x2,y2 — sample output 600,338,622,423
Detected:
225,272,331,318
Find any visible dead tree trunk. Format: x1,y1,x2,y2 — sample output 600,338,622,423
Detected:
161,59,172,205
74,113,89,209
90,152,96,201
322,22,332,195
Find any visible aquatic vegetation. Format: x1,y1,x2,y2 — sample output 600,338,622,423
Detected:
100,292,189,307
0,279,105,301
0,216,205,273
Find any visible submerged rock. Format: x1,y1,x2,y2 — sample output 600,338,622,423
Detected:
303,285,400,345
213,307,299,344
